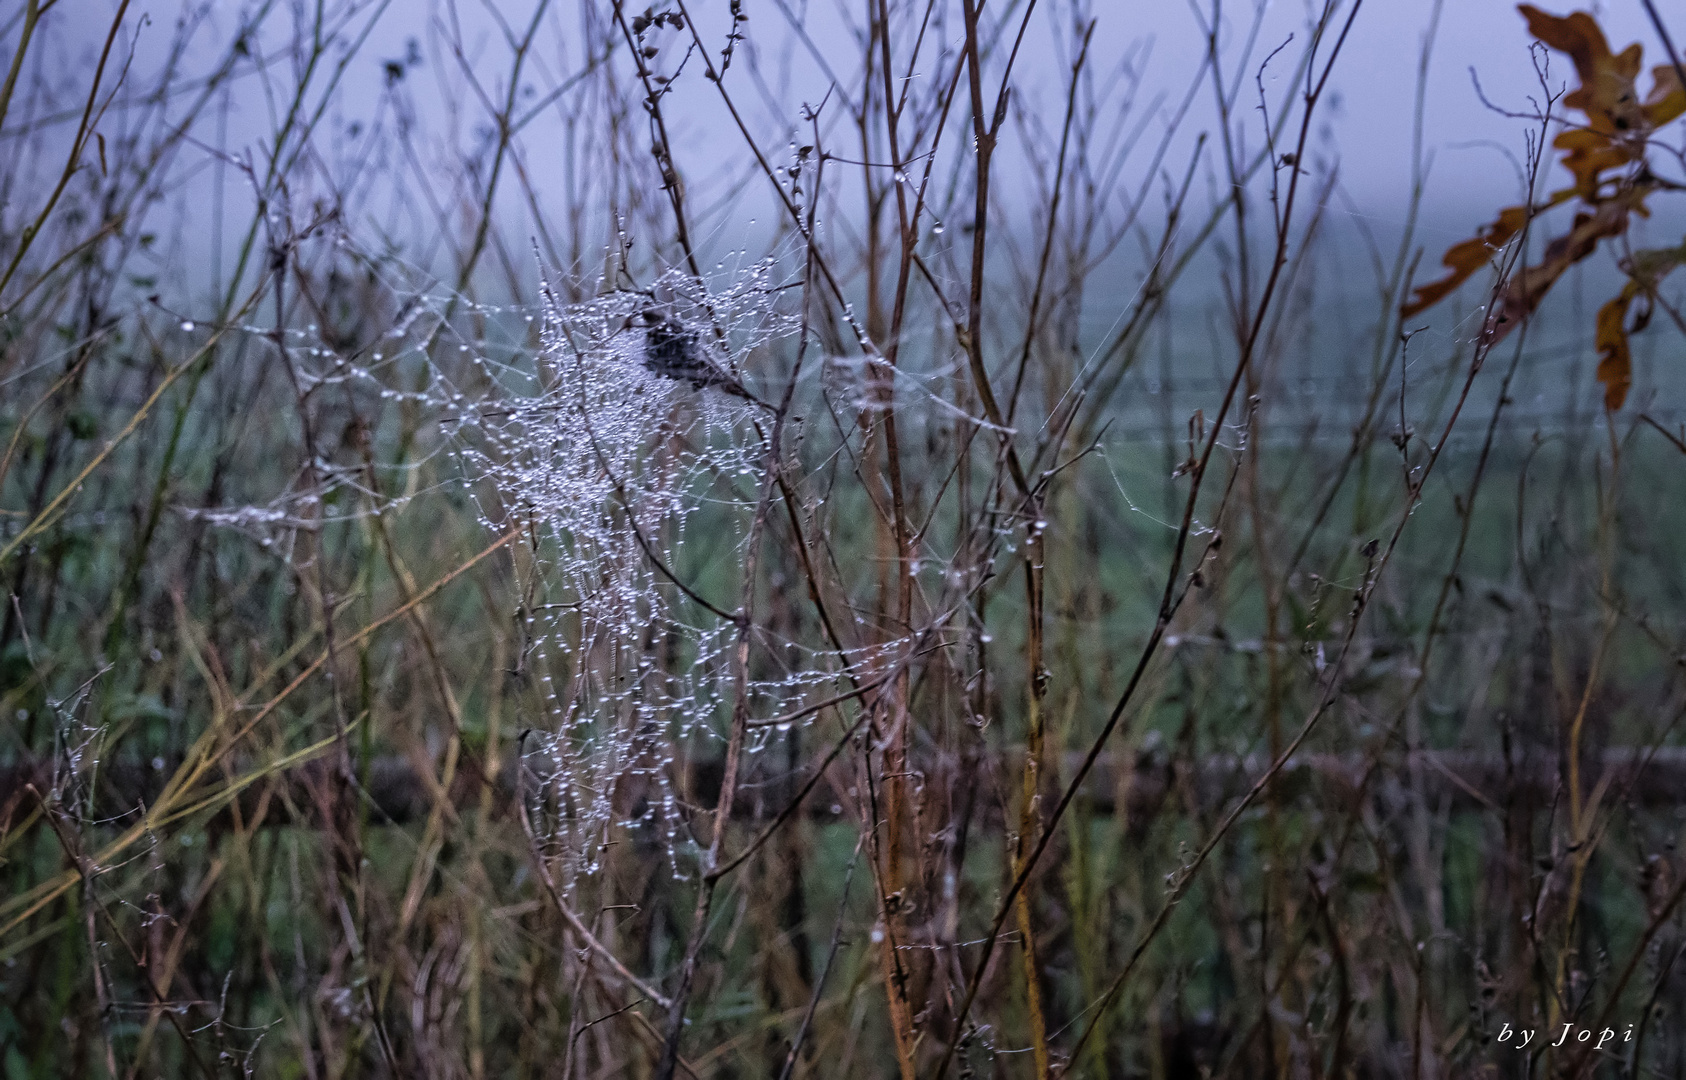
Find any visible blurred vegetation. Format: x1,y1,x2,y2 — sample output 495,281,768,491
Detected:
3,1,1686,1078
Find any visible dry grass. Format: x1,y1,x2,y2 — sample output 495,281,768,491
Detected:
3,1,1686,1077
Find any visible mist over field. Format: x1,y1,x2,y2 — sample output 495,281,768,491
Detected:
4,1,1686,1077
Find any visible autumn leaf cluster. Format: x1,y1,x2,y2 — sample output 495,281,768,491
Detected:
1403,5,1685,409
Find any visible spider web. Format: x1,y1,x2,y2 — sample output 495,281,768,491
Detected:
437,266,902,890
172,254,923,891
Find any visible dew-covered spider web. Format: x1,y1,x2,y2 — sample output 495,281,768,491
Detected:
173,253,931,892
431,265,915,892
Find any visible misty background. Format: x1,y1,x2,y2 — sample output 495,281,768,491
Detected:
16,0,1683,435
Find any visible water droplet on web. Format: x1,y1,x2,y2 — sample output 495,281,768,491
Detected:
180,321,195,332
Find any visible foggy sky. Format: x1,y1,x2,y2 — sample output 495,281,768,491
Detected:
26,1,1686,271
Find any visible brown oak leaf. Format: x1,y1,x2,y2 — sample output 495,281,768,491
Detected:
1400,195,1571,318
1518,5,1645,134
1594,283,1637,410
